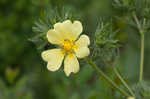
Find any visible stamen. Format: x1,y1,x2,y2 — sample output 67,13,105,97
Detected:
61,39,76,54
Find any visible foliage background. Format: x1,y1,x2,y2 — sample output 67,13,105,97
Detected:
0,0,150,99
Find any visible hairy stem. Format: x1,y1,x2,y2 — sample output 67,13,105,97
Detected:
132,12,145,82
114,68,135,97
84,58,129,97
139,34,144,82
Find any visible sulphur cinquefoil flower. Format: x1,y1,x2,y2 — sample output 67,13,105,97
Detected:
41,20,90,76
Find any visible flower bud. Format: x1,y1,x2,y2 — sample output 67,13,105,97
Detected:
127,97,135,99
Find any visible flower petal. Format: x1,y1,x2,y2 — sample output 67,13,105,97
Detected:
41,49,64,71
54,20,72,34
75,35,90,47
54,20,83,41
74,35,90,58
75,47,90,58
54,20,72,40
64,54,79,76
47,29,63,45
72,21,83,39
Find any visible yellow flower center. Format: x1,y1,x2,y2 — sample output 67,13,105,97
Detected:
61,39,77,54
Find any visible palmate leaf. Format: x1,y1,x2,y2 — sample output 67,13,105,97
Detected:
91,19,120,68
132,81,150,99
32,19,50,33
114,16,136,28
28,32,47,51
113,0,150,18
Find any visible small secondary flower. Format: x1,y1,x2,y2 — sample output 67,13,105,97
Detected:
41,20,90,76
127,97,135,99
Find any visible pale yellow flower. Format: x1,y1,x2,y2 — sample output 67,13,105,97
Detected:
127,97,135,99
41,20,90,76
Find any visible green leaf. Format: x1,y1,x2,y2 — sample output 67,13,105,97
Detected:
132,81,150,99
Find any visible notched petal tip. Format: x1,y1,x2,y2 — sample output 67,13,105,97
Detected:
53,22,63,31
41,51,48,62
73,20,82,28
41,49,65,72
64,68,79,77
72,20,83,34
65,72,71,77
81,35,90,45
46,29,62,45
64,54,80,77
75,34,90,47
47,63,58,72
75,47,90,59
62,20,72,26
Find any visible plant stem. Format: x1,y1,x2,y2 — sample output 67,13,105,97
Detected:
84,58,129,97
132,12,142,33
139,34,144,82
114,68,135,97
132,12,145,82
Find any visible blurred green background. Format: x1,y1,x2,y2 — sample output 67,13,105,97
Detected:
0,0,150,99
